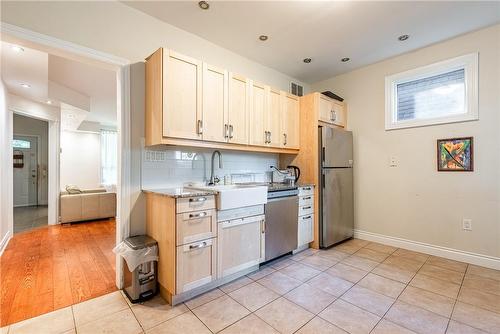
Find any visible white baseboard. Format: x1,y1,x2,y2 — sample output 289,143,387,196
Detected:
354,229,500,270
0,231,12,256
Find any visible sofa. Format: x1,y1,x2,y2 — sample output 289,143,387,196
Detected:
60,188,116,223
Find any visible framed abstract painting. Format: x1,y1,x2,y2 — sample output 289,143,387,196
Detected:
437,137,473,172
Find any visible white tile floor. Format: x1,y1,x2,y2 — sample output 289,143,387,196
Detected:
2,239,500,334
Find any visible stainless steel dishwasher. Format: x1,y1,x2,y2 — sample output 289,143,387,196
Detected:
264,187,299,261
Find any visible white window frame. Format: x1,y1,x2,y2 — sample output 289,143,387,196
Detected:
385,53,478,130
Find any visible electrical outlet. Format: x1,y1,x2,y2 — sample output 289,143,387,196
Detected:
462,219,472,231
389,156,398,167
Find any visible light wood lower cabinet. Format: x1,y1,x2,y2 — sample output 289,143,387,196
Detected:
297,186,314,248
176,209,216,246
176,238,217,294
217,215,265,278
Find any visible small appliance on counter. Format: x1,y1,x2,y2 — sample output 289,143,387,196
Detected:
122,235,158,303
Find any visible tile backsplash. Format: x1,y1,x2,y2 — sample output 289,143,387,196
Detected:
141,146,278,189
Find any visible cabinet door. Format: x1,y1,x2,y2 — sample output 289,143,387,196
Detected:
298,214,314,246
249,81,267,146
267,88,282,147
332,100,346,127
318,94,334,124
202,63,228,143
227,73,249,145
217,215,264,278
281,92,300,149
176,238,216,293
164,50,202,140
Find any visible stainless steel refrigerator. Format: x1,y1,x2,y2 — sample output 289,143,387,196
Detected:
319,126,354,248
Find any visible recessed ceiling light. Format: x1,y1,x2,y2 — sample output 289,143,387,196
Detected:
11,45,24,53
198,1,209,10
341,57,350,62
20,83,31,88
47,100,53,105
259,35,268,41
303,58,312,63
398,34,409,41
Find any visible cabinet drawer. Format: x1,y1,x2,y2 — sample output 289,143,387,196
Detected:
298,204,314,216
298,214,314,246
176,209,216,246
176,195,215,213
299,195,313,207
176,238,216,294
298,186,314,197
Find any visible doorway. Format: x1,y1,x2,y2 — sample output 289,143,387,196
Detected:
0,27,129,326
13,115,49,233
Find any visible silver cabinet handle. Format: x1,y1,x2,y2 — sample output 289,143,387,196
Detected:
261,220,265,233
189,241,207,250
268,131,272,144
303,187,311,191
229,125,234,139
303,206,312,210
303,196,311,200
189,197,207,202
264,131,270,144
224,124,229,139
303,215,312,220
332,111,337,121
283,133,287,146
197,120,203,135
189,212,207,219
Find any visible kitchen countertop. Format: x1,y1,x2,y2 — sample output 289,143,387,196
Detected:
142,188,214,198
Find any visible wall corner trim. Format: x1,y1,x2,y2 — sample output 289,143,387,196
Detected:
0,231,12,256
354,229,500,270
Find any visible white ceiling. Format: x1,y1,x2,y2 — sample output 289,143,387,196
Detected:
1,42,49,104
1,42,117,126
49,55,117,126
124,1,500,83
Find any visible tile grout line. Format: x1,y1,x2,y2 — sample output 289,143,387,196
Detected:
444,263,468,334
367,247,423,334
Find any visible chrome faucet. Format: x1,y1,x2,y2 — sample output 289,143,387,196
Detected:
209,150,223,185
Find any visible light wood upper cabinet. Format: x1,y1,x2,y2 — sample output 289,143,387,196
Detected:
227,73,249,145
281,92,300,149
318,94,346,127
249,81,267,146
145,47,301,153
164,50,202,140
267,88,282,148
202,63,227,143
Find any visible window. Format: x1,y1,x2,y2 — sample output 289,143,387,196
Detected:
101,130,117,185
12,139,31,149
385,53,478,130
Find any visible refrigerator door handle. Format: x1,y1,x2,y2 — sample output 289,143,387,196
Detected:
322,147,325,163
322,172,325,188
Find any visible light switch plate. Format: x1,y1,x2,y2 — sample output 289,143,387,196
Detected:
462,218,472,231
389,156,398,167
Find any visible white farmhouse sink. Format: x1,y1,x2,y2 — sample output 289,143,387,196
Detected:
187,184,268,210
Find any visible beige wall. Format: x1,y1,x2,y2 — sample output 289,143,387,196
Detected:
0,80,13,252
1,1,308,92
312,25,500,258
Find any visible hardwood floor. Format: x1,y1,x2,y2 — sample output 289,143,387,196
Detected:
0,218,117,326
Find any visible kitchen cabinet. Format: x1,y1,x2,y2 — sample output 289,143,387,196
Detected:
249,81,268,146
297,186,314,248
226,73,249,145
281,92,300,149
202,63,228,143
319,94,346,127
164,50,202,140
145,47,300,153
217,215,265,278
176,238,217,294
267,88,282,147
249,84,283,148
